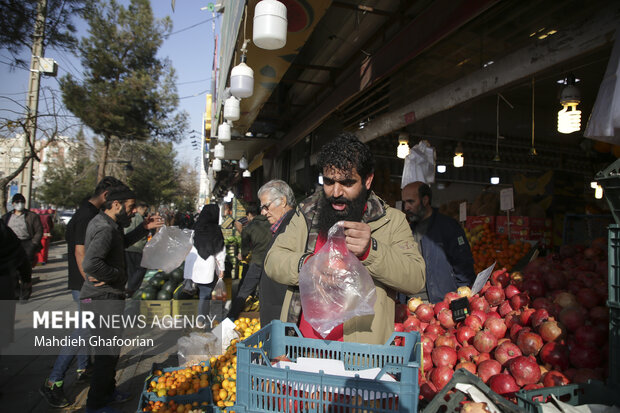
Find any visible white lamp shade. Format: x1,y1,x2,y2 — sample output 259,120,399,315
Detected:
239,156,248,170
591,181,598,189
224,96,240,121
490,176,500,185
230,62,254,98
595,184,603,199
218,122,231,142
214,142,225,159
437,164,446,173
453,153,464,168
253,0,287,50
212,158,222,172
242,170,251,178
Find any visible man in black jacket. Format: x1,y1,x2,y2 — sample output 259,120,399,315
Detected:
401,181,475,303
80,185,163,413
2,193,43,299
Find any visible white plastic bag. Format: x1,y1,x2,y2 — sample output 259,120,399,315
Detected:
177,332,219,367
298,222,377,337
401,140,436,188
141,225,193,273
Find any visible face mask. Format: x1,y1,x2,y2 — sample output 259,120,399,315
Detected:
14,202,25,211
116,207,132,228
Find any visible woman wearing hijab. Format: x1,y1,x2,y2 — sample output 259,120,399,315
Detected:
183,204,226,316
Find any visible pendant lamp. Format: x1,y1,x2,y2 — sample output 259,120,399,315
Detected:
214,143,225,159
212,158,222,172
224,96,240,121
239,156,248,170
218,121,231,142
242,170,251,178
253,0,287,50
437,164,446,173
557,75,581,134
453,143,464,168
396,133,410,159
230,55,254,98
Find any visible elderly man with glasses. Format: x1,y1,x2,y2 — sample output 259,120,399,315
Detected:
226,180,296,326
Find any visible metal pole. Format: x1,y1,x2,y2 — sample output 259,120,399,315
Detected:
20,0,47,208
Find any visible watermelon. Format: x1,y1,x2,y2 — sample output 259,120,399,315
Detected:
157,290,172,300
150,275,166,288
161,281,177,294
170,267,184,282
141,287,157,300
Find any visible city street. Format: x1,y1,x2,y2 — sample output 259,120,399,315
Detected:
0,241,174,412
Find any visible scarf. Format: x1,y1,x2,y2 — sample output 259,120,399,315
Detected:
193,204,224,260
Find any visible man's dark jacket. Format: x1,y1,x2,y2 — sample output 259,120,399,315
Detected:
2,209,43,249
241,215,271,266
412,208,475,303
80,211,149,299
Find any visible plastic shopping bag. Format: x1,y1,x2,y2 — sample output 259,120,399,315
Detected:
212,278,227,301
298,222,377,337
401,140,436,188
141,225,193,273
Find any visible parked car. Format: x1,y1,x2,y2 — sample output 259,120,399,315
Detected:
58,210,74,225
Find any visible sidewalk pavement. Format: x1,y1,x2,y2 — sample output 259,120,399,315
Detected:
0,241,176,412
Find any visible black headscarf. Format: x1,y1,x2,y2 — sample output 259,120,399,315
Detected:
193,204,225,260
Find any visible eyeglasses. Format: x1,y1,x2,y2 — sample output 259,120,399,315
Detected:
260,201,273,212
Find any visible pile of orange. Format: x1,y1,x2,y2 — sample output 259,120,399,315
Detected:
147,363,210,398
141,400,209,412
468,225,531,273
234,317,261,339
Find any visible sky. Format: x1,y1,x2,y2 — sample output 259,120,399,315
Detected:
0,0,219,169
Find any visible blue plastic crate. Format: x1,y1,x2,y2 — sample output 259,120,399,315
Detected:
230,320,420,413
136,391,214,413
516,381,620,412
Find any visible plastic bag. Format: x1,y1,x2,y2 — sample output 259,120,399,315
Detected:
212,278,227,301
401,140,436,188
177,332,219,367
141,225,193,273
298,222,377,337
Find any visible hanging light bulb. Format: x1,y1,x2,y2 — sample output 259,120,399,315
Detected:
218,121,231,142
253,0,287,50
490,175,500,185
230,55,254,98
453,143,464,168
318,174,323,185
595,184,603,199
557,75,581,134
212,158,222,172
590,181,598,189
437,164,446,173
396,133,410,159
239,156,248,170
214,142,225,159
224,96,240,121
242,169,251,178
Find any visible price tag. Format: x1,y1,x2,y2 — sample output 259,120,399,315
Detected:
459,202,467,223
470,262,496,296
500,187,514,211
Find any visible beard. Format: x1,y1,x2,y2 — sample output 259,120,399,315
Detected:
116,208,132,228
407,204,426,223
318,187,368,235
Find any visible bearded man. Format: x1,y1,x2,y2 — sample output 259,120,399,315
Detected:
401,181,475,304
80,185,163,413
264,133,426,345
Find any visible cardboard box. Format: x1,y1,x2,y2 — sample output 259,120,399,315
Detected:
466,216,495,231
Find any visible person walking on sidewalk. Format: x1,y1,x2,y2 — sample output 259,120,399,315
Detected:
80,185,163,413
124,201,149,297
2,193,43,299
40,176,123,408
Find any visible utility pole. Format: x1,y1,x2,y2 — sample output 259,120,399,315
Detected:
20,0,48,207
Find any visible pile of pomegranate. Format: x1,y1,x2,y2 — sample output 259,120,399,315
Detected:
394,239,610,404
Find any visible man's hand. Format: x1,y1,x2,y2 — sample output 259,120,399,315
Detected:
342,221,371,257
144,214,165,230
88,276,106,287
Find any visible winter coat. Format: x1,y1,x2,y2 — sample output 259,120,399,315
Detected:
241,215,271,266
2,209,43,250
412,208,476,303
264,191,426,345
